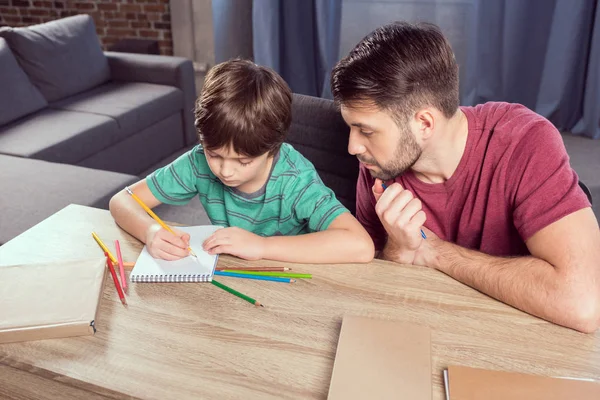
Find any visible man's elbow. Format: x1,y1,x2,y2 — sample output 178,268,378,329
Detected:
569,295,600,334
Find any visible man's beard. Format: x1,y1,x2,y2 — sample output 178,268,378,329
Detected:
358,132,422,181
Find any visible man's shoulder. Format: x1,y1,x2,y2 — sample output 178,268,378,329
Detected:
464,102,559,148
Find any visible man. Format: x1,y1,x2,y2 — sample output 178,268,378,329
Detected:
331,21,600,332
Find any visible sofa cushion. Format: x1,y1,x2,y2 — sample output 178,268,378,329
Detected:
50,82,183,136
0,108,119,164
0,38,47,125
0,15,110,102
287,93,358,214
0,154,138,245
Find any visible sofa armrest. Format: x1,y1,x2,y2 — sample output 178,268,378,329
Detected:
105,51,197,146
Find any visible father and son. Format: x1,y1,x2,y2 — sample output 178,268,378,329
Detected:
110,22,600,333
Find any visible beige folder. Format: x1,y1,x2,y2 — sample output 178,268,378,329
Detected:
0,258,107,344
327,315,432,400
447,365,600,400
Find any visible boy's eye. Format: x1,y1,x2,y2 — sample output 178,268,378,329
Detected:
239,160,253,166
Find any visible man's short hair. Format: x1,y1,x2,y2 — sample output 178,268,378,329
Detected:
331,21,459,122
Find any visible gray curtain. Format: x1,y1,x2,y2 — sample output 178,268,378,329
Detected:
252,0,342,98
473,0,600,139
213,0,599,138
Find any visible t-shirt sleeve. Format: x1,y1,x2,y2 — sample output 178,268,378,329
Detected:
287,172,349,232
510,120,591,241
146,148,202,205
356,164,387,251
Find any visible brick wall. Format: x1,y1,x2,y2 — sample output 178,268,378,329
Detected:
0,0,173,55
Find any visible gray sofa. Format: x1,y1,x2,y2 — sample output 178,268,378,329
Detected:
0,15,197,244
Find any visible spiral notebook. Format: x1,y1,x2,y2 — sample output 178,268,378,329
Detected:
130,225,222,283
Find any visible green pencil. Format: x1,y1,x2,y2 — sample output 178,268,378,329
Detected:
222,270,312,279
211,279,263,307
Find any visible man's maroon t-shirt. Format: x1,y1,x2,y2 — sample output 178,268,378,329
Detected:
356,102,591,256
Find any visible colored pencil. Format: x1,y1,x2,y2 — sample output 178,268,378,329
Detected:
105,252,127,306
222,270,311,279
214,271,295,283
216,266,290,272
381,182,427,239
114,240,127,292
125,186,198,258
123,262,135,268
211,279,263,307
92,232,117,264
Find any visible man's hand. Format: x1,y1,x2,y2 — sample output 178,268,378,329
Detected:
203,227,266,260
373,178,427,263
145,223,191,261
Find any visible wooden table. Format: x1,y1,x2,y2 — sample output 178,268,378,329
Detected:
0,204,598,399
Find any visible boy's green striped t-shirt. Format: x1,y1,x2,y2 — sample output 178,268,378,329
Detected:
146,143,348,236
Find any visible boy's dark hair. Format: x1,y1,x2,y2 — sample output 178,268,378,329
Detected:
331,21,459,122
195,59,292,157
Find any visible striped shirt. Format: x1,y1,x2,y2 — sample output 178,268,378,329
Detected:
147,143,348,236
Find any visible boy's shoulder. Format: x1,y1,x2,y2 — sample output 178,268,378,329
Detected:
272,143,317,180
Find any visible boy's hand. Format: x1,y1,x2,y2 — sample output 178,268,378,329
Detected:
372,179,427,258
145,224,191,261
203,227,266,261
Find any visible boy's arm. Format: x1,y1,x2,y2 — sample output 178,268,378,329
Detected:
261,213,374,263
109,179,162,242
109,179,191,259
202,213,375,263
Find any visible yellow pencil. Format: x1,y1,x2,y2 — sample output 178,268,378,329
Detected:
92,232,117,264
125,186,198,258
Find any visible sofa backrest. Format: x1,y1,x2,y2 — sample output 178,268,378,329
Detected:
287,93,358,214
0,15,110,103
0,37,48,126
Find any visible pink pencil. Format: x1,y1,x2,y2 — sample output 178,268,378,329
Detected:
115,240,127,292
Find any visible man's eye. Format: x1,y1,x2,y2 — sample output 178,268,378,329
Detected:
360,130,374,137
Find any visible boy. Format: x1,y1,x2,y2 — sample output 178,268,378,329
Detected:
109,59,374,263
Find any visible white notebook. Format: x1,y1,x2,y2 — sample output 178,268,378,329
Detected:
130,225,222,283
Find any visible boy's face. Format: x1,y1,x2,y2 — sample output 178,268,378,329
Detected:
204,144,273,193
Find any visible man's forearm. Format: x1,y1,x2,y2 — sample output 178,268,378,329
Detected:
427,239,590,331
380,240,416,264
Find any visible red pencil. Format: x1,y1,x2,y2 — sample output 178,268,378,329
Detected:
114,240,127,292
105,252,127,306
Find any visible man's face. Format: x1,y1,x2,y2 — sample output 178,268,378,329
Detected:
340,103,422,180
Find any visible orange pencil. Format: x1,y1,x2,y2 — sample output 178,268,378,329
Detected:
105,252,127,306
125,186,198,259
115,240,127,292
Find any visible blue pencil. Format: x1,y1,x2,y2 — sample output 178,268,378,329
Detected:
214,271,295,283
381,182,427,239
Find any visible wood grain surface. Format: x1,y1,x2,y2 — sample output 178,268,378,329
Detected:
0,204,598,399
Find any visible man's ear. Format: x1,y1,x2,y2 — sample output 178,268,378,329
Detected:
414,109,435,140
